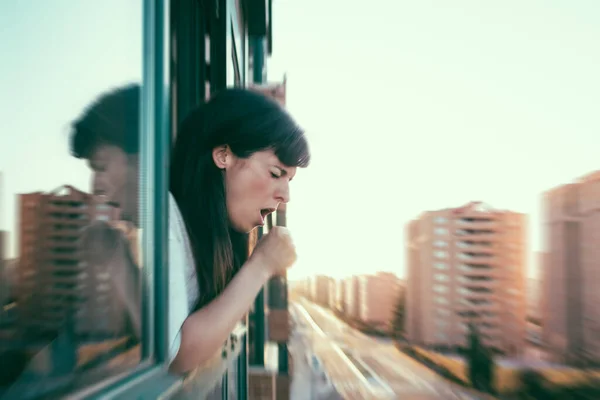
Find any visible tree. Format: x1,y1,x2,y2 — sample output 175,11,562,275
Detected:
391,289,405,338
466,322,495,394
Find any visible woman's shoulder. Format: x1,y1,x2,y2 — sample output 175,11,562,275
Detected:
169,193,186,243
168,192,199,310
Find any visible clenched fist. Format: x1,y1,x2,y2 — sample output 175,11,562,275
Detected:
251,226,297,277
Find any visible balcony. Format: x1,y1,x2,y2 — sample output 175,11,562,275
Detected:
456,217,497,228
454,229,496,241
458,251,493,260
458,286,493,300
459,276,495,289
455,240,496,253
46,204,89,214
459,298,495,310
44,214,89,226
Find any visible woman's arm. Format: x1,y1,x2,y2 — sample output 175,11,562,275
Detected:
168,255,270,374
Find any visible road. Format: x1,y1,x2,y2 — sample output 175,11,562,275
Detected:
291,298,491,400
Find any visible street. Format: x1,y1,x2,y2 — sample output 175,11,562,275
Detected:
290,298,490,400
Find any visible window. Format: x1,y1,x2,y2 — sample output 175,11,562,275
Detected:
3,0,273,398
434,240,448,247
96,204,111,211
434,227,448,235
435,296,449,305
434,274,450,282
434,262,448,270
458,287,470,295
433,284,448,293
434,217,448,224
434,250,448,258
1,1,149,398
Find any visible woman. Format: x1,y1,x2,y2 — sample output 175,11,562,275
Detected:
68,85,308,394
166,88,310,393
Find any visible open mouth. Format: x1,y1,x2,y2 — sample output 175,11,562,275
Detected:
260,208,276,218
259,208,276,224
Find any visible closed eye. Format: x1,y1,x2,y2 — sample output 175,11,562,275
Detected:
271,166,288,179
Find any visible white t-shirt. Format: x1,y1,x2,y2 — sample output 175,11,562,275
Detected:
168,193,200,363
167,194,245,399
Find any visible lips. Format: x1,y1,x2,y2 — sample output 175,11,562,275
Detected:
259,208,276,225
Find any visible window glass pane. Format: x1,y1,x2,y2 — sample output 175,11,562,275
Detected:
0,1,143,397
434,227,448,235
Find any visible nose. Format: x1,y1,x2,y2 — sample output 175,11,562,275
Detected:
92,173,106,196
275,181,290,204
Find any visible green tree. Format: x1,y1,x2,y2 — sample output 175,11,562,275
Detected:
391,289,405,338
467,322,495,394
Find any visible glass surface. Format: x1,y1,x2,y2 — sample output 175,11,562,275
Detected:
0,1,144,398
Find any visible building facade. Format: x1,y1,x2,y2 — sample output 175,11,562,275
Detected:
310,275,332,306
406,201,527,355
16,185,128,339
357,272,403,330
342,275,360,319
541,171,600,365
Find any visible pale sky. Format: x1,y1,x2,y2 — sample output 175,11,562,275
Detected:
1,1,599,281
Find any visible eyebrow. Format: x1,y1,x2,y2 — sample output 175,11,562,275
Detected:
89,156,104,170
275,166,288,176
275,166,294,181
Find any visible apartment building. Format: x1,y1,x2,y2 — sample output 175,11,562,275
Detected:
342,275,360,319
310,275,332,306
0,231,7,305
541,171,600,365
335,279,346,313
328,278,338,310
16,185,129,339
357,272,403,330
406,201,527,356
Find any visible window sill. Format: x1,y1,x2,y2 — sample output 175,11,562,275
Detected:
70,363,183,400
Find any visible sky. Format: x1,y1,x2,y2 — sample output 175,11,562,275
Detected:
1,1,599,280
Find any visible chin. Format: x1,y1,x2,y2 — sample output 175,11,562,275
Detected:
230,222,255,234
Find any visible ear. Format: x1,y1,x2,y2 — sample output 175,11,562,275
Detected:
212,145,231,169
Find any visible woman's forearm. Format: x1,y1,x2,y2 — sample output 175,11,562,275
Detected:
169,255,270,374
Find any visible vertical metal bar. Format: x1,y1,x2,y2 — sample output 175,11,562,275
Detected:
210,0,228,94
173,0,205,125
249,35,266,368
267,0,273,55
140,0,171,362
274,205,288,374
237,329,248,399
221,370,229,398
251,36,264,83
153,0,171,364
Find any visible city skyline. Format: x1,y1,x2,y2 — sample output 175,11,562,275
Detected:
2,1,600,282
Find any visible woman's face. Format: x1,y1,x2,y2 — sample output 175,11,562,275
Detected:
214,147,296,232
88,145,139,223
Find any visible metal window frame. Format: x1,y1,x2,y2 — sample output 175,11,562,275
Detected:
72,0,261,397
70,0,175,397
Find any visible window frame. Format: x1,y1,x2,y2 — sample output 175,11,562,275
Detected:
72,0,177,397
77,0,253,397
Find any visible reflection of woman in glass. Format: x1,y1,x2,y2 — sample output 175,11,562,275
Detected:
80,220,141,342
70,86,310,393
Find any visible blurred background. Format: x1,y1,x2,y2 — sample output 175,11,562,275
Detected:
1,1,599,399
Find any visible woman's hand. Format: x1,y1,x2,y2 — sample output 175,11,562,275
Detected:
170,226,296,373
250,226,296,277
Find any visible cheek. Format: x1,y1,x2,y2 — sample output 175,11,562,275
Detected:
108,164,129,193
247,175,273,200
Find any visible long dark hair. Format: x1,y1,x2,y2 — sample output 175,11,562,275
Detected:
170,88,310,310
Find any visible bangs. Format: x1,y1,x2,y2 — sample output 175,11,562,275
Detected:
273,125,310,169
